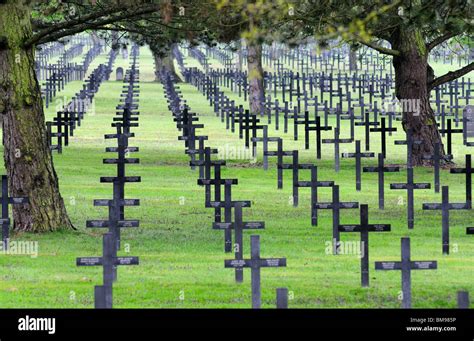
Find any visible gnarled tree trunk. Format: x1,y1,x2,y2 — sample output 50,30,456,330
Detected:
0,1,73,232
152,47,180,82
246,41,265,115
391,28,446,166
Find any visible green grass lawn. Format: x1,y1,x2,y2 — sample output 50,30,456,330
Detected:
0,47,472,308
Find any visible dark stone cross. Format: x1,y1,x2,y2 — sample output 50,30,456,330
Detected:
340,107,359,141
239,111,264,152
322,127,353,172
375,237,437,309
423,186,469,254
185,136,210,175
46,120,64,153
280,150,313,207
176,109,203,149
355,111,379,151
265,139,294,189
87,195,140,279
307,115,332,159
439,119,463,156
370,117,397,158
198,163,238,228
103,125,140,221
189,145,218,180
224,235,286,309
209,181,249,253
192,147,226,207
77,232,139,309
292,109,307,142
53,111,77,147
214,203,264,281
450,154,473,208
236,109,249,140
0,175,28,249
363,153,400,210
246,112,265,155
339,204,391,287
251,125,280,170
390,167,431,229
297,165,334,226
112,107,139,134
175,111,198,144
342,140,374,191
422,142,452,193
314,185,359,255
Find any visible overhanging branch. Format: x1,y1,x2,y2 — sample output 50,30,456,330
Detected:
426,32,459,51
429,61,474,90
351,36,401,57
24,4,160,47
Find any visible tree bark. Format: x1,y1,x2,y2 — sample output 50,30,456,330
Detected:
0,1,73,232
152,47,180,82
349,47,358,71
246,41,265,115
236,39,243,72
391,28,446,166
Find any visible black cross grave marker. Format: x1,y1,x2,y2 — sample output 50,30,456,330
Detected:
422,142,452,193
265,139,293,189
251,125,279,170
370,117,397,158
307,115,332,159
390,167,431,229
363,153,400,209
296,165,334,226
355,111,379,151
240,111,264,152
342,140,374,191
423,186,469,254
322,127,353,172
439,119,463,156
77,232,139,309
314,185,359,255
0,175,28,249
339,204,391,287
224,235,286,309
375,237,437,309
280,150,312,207
214,203,264,281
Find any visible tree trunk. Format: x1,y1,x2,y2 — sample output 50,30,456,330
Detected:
152,47,180,82
391,28,446,166
349,47,358,71
0,1,73,232
236,39,243,72
246,41,265,115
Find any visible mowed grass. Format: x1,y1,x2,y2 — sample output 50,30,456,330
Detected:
0,47,472,308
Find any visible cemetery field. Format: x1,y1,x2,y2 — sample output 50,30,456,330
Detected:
0,54,472,308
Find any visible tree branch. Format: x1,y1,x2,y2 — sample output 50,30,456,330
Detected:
24,4,159,47
426,32,459,51
351,35,401,57
429,61,474,90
